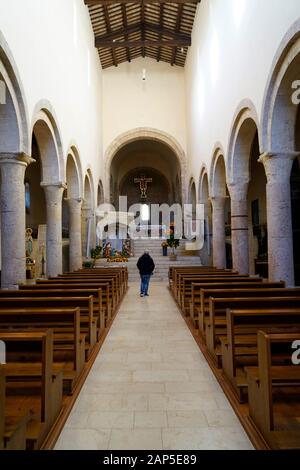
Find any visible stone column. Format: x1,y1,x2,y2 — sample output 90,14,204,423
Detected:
259,152,298,286
41,182,66,278
228,182,249,275
211,197,226,269
67,198,82,272
81,204,91,258
0,153,34,289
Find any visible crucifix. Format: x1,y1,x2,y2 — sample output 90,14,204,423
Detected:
134,174,152,200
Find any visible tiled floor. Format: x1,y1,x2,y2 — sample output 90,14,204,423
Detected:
55,282,254,450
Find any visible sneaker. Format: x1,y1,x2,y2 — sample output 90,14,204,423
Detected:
145,294,149,296
140,293,144,297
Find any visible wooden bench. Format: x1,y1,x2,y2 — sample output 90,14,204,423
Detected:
32,281,113,322
0,297,96,359
206,296,300,366
13,288,105,335
246,331,300,449
0,330,64,449
219,308,300,401
176,275,254,309
0,364,30,450
0,307,84,393
190,281,285,329
50,275,120,310
198,285,295,335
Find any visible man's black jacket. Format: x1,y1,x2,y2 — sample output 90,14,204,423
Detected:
137,254,155,275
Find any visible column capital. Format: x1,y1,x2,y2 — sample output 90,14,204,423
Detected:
258,151,299,183
40,181,67,190
0,152,35,167
65,197,83,204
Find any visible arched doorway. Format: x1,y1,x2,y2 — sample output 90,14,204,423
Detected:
82,170,95,258
27,106,64,278
0,32,30,288
210,149,231,269
261,20,300,285
199,168,212,266
227,104,267,276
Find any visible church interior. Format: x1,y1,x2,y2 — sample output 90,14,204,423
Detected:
0,0,300,452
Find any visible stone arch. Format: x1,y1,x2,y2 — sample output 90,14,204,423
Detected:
188,177,197,206
82,168,96,257
261,18,300,153
227,100,260,185
66,145,83,199
199,166,212,265
209,144,227,198
97,180,104,206
83,168,95,210
104,128,188,204
0,31,30,154
31,100,64,183
199,165,210,202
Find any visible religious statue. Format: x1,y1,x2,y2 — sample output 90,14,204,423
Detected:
122,239,132,258
25,228,36,279
134,175,152,200
104,241,112,259
25,227,33,259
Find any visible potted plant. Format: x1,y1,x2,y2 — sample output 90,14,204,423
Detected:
167,224,180,261
161,241,168,256
90,245,103,267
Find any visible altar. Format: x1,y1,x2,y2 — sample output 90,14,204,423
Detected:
130,225,167,240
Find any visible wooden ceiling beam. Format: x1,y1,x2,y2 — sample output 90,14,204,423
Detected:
103,4,118,67
171,3,183,66
121,3,131,62
85,1,200,5
96,39,191,48
157,3,164,62
95,22,191,47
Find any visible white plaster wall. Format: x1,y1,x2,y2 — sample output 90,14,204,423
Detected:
102,57,187,155
0,0,103,195
185,0,300,185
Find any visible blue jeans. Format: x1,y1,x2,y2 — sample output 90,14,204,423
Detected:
140,274,151,295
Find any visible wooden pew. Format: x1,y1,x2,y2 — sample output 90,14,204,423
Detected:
48,275,120,310
206,296,300,366
191,281,285,329
10,288,105,335
220,308,300,401
0,297,96,359
177,275,255,309
246,331,300,449
31,282,113,323
0,308,84,393
0,365,29,450
1,330,64,449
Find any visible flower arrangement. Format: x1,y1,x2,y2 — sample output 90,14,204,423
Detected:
90,245,103,266
166,223,180,259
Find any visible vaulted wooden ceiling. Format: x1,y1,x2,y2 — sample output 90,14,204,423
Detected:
84,1,200,69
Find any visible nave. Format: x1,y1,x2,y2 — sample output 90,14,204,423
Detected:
55,282,253,451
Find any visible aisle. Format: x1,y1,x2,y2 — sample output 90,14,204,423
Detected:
55,283,253,450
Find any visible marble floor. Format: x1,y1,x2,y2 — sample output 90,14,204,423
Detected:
55,282,254,450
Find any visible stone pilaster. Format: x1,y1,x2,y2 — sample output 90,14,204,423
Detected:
259,152,299,286
41,182,66,277
228,182,249,275
211,197,226,269
0,153,35,289
67,198,83,272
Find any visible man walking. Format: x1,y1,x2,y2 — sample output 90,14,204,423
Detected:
137,251,155,297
